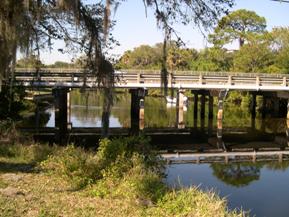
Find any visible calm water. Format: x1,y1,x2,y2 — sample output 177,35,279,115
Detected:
166,162,289,217
31,90,289,216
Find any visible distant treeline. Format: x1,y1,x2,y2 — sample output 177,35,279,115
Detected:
115,28,289,74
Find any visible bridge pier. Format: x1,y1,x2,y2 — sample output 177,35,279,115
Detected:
193,92,198,129
273,97,280,118
200,94,206,120
130,88,147,134
53,87,71,145
250,93,257,129
262,96,267,119
217,90,228,149
208,95,214,136
176,89,185,129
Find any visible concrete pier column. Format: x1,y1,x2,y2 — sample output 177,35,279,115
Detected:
262,96,267,119
273,97,280,117
193,92,198,128
286,100,289,146
217,98,223,140
130,88,147,134
208,96,214,120
217,90,228,149
251,93,256,130
251,93,257,119
53,88,71,145
176,89,185,129
200,94,206,120
208,95,214,136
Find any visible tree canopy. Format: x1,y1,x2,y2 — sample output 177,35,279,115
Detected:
209,9,267,48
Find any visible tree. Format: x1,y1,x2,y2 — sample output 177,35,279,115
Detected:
233,34,274,73
209,9,267,48
191,47,233,71
211,162,261,187
16,55,44,68
269,27,289,73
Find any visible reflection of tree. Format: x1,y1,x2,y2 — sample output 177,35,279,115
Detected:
265,161,289,171
211,162,262,187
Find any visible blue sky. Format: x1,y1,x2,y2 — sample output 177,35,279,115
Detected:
40,0,289,64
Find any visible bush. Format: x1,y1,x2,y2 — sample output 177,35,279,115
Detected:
41,136,162,189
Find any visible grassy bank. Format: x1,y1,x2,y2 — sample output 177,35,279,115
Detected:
0,137,244,217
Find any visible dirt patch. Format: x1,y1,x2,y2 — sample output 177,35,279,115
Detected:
0,187,25,197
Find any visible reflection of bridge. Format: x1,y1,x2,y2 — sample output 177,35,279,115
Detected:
8,68,289,144
162,150,289,164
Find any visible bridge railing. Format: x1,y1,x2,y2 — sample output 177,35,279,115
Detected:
10,68,289,89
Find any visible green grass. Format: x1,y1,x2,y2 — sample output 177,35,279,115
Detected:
0,138,245,217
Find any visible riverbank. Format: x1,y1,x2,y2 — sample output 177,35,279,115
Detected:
0,138,243,217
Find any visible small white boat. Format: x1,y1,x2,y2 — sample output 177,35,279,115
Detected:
166,96,177,104
166,96,188,104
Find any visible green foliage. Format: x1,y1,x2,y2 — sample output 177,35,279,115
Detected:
233,35,273,72
210,9,267,47
0,87,31,120
0,142,57,164
191,47,233,71
41,136,162,189
16,55,43,68
41,145,101,188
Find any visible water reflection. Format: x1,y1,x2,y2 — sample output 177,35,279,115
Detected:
31,90,289,134
210,163,261,187
166,161,289,217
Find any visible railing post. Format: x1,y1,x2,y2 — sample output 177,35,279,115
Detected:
199,74,203,85
283,77,287,86
227,75,232,86
136,73,141,84
256,76,260,87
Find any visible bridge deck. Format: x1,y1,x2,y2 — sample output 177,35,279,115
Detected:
9,69,289,91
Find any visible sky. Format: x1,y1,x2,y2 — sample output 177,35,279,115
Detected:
39,0,289,64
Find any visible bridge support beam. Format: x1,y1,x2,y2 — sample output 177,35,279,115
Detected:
193,92,198,128
200,94,206,120
176,89,185,129
53,87,71,145
262,96,267,119
273,97,280,118
208,95,214,136
130,88,147,134
217,90,228,150
286,100,289,146
250,93,256,119
250,93,256,129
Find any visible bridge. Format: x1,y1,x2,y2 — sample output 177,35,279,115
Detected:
4,68,289,144
10,68,289,92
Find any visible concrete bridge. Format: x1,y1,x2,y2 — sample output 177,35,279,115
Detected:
6,68,289,144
